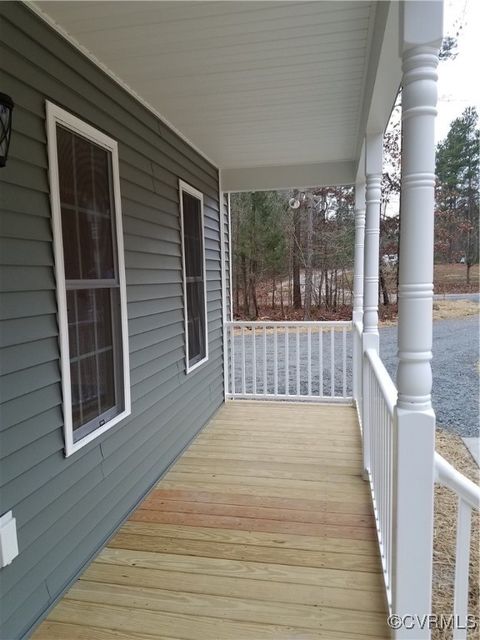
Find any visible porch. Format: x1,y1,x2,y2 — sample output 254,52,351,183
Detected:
33,401,389,640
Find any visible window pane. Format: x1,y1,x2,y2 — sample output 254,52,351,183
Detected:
75,136,95,211
93,146,111,215
183,192,202,278
77,210,114,279
187,280,205,363
57,127,75,206
61,207,81,280
57,126,115,281
79,355,99,427
182,189,206,368
75,289,96,357
67,286,122,437
98,349,116,414
95,288,114,350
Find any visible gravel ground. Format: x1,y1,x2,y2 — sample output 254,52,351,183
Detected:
231,315,479,437
380,315,479,437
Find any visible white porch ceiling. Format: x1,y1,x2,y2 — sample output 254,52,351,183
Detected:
34,1,400,189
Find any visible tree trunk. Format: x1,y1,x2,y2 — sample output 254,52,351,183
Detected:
467,263,471,285
379,265,390,305
292,211,302,309
249,275,258,319
333,269,338,311
318,270,325,309
280,282,284,318
304,203,313,319
241,254,249,315
271,276,276,309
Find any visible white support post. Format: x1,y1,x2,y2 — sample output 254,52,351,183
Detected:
353,180,366,404
362,133,382,477
392,2,443,636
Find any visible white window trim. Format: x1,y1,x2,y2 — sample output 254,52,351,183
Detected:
179,179,209,374
46,101,131,457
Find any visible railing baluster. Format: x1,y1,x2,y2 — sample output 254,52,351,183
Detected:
273,326,278,396
330,328,335,397
231,323,235,395
241,326,246,394
252,326,256,395
296,326,300,396
453,499,472,640
342,326,347,397
263,325,267,395
307,327,312,397
285,329,289,396
319,329,323,397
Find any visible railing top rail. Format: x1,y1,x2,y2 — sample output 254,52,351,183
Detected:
364,348,398,416
226,320,352,328
434,451,480,510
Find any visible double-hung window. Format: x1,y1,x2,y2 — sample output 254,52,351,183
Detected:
179,180,208,372
46,102,130,456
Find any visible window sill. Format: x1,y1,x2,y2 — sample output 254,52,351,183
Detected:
64,407,131,457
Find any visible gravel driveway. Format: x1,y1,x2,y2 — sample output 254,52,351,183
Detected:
231,315,479,437
380,315,479,437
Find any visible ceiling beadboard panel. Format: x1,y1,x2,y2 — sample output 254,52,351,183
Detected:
36,1,377,170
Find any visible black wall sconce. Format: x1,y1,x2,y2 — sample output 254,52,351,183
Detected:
0,93,14,168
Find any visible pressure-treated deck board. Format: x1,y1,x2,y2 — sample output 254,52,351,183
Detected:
32,401,389,639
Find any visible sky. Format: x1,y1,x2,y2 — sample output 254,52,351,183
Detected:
436,0,480,143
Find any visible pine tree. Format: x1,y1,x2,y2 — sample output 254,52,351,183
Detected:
435,107,480,283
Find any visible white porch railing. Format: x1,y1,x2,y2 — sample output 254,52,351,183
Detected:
434,452,480,640
361,347,480,633
363,347,397,611
225,321,352,402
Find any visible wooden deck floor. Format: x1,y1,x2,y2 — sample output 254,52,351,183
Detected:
33,402,389,640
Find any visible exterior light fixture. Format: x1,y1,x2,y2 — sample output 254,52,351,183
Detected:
0,93,14,168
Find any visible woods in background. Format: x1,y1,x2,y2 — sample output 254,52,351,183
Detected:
231,101,479,321
434,107,480,284
231,188,356,320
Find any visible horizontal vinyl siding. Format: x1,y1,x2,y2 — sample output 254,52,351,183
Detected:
0,4,224,639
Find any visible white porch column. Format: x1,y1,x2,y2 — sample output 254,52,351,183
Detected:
352,181,366,405
392,1,443,635
362,133,382,474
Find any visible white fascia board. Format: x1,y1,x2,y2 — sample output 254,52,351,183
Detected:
354,1,402,177
222,161,355,193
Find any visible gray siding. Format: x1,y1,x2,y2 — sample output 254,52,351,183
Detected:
0,4,225,638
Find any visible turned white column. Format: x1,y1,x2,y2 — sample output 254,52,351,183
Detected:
353,181,366,405
392,1,443,635
353,182,366,323
362,133,382,474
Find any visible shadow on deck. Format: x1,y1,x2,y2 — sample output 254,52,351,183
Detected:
33,401,389,639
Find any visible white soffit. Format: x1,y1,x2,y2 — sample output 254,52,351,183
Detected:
33,1,398,188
